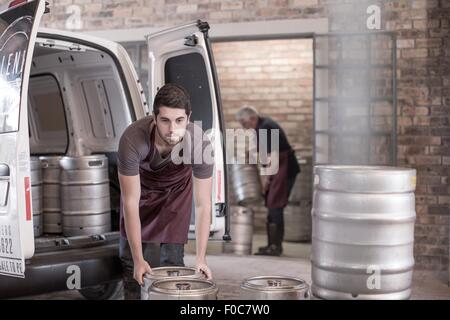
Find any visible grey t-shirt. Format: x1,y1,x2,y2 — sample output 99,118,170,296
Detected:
117,116,214,179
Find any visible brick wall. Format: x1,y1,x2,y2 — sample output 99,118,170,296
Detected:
1,0,448,274
383,0,450,273
213,39,313,152
212,39,313,233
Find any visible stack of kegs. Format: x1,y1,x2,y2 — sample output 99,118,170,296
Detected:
30,157,43,237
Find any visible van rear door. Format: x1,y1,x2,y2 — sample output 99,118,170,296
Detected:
0,0,46,277
146,21,229,241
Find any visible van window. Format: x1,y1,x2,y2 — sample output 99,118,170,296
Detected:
28,75,68,154
165,52,213,130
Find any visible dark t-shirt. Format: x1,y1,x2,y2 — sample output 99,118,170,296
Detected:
256,116,292,153
256,116,300,176
117,116,213,179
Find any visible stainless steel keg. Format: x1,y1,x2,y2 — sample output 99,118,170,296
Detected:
30,157,43,237
240,276,310,300
230,164,262,205
311,165,416,300
284,202,312,242
222,206,254,255
141,266,204,300
148,279,218,300
40,156,62,234
59,155,111,236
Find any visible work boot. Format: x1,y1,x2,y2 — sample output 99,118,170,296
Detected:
257,223,271,253
255,244,282,256
255,223,282,256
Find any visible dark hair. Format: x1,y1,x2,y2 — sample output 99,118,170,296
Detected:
153,83,191,116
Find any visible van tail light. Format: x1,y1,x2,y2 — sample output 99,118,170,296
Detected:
8,0,27,8
8,0,50,13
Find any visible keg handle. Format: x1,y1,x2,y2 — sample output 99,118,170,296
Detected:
41,161,49,169
267,280,282,287
88,160,103,167
175,283,191,290
167,270,180,277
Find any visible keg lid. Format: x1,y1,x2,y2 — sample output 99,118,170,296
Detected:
313,165,417,193
241,276,308,291
144,267,200,281
150,279,216,295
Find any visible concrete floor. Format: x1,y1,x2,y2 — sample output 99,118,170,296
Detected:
20,234,450,300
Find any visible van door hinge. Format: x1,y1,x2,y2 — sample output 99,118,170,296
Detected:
184,34,198,47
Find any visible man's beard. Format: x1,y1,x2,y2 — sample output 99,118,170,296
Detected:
156,126,183,146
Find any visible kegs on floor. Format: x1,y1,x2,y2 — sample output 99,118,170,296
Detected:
40,156,62,234
311,165,416,300
289,157,313,203
222,206,254,255
59,155,111,236
284,202,312,242
148,279,218,300
240,276,310,300
30,157,43,237
141,267,204,300
285,156,313,242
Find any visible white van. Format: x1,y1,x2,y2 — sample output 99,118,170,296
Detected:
0,0,229,299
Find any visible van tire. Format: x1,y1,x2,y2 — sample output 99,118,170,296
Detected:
78,280,123,300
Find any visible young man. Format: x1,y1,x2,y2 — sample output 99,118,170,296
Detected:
117,84,213,299
236,106,300,256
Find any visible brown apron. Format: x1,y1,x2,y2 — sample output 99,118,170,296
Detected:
120,121,193,244
264,150,290,209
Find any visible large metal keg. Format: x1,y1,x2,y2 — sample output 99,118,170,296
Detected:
59,155,111,237
229,164,262,205
284,156,312,242
284,202,312,242
148,279,218,300
311,166,416,300
222,206,254,255
40,156,62,234
30,157,43,237
240,276,310,300
141,267,204,300
289,157,313,203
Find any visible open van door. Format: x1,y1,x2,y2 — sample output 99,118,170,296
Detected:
0,0,46,277
146,21,230,241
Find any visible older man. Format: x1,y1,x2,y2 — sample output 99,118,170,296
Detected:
236,106,300,256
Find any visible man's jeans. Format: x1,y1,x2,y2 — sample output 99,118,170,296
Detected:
119,237,185,300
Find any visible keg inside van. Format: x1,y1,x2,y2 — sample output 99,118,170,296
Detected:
240,276,310,300
59,155,111,236
311,166,416,300
40,156,62,234
148,279,218,300
30,157,43,237
141,267,204,300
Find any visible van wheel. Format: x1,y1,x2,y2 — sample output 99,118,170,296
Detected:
78,281,123,300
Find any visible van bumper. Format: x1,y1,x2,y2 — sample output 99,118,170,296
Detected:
0,242,122,299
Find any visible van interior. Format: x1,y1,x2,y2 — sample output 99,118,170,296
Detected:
28,37,134,247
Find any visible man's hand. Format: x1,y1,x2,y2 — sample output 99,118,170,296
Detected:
134,259,153,285
196,261,212,280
